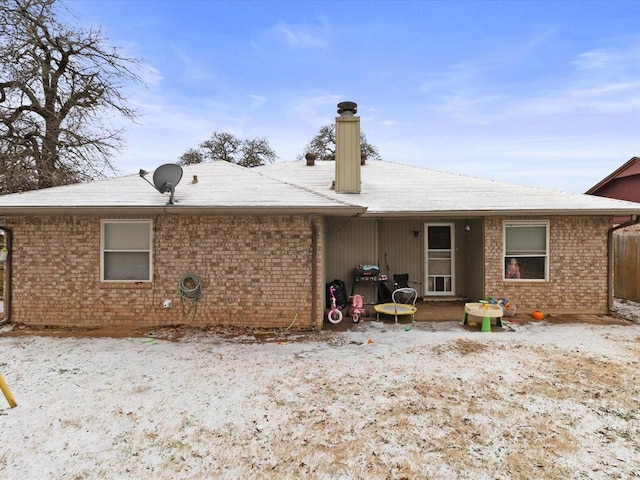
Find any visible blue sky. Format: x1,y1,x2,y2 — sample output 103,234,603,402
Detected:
67,0,640,193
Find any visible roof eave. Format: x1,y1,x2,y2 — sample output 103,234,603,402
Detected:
359,208,640,218
0,205,367,216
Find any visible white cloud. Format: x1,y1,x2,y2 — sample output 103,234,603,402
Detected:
168,45,213,83
572,42,640,73
413,28,640,123
287,93,343,126
138,62,163,88
269,20,328,48
249,94,267,108
419,37,640,125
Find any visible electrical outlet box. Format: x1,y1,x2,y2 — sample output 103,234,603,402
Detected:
162,299,173,309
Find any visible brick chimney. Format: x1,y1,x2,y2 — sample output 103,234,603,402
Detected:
335,101,361,193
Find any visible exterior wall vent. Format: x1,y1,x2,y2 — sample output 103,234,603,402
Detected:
335,101,361,194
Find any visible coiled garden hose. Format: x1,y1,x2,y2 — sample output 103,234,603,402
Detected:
178,273,202,314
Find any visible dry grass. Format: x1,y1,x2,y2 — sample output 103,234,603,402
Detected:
122,337,638,478
2,325,640,479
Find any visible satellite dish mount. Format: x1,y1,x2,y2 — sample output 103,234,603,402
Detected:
139,164,183,205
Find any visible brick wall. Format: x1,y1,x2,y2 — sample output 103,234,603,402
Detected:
3,214,324,329
614,222,640,235
484,216,611,314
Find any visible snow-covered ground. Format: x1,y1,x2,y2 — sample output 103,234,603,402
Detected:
612,297,640,323
1,302,639,479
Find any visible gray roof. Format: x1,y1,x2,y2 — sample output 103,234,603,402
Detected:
256,160,640,217
0,161,364,215
1,159,640,217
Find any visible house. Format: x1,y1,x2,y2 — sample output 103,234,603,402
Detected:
586,156,640,227
1,102,640,329
586,157,640,203
586,157,640,302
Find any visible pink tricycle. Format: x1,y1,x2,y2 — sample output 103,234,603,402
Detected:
327,285,343,324
350,294,366,323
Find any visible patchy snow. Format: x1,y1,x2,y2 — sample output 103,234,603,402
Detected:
1,304,640,479
613,297,640,323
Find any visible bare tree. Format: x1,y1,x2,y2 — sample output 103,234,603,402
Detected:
299,125,381,162
238,137,276,167
179,131,277,167
178,148,205,166
200,132,241,163
0,0,143,193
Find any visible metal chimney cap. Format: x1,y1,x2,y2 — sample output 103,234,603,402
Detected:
337,101,357,116
305,152,316,166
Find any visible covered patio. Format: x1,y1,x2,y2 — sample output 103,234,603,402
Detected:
322,298,630,332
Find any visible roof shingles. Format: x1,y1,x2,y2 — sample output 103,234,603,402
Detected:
2,159,640,217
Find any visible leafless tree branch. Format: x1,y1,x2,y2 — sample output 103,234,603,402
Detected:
0,0,144,193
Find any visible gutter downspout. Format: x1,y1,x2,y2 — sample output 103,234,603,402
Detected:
0,227,12,325
607,215,640,311
309,214,319,330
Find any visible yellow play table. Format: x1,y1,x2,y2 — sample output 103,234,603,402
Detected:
462,302,503,332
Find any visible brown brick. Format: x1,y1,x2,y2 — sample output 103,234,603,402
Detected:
485,216,610,314
3,214,323,329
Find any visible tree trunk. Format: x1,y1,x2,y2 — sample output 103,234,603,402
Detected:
38,118,60,189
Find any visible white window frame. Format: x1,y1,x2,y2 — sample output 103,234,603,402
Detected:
503,220,549,281
101,219,153,282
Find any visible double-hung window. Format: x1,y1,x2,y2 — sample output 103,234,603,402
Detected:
101,220,152,282
503,221,549,281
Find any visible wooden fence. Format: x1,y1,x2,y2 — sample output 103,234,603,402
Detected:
614,234,640,302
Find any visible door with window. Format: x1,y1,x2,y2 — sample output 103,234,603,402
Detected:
424,223,455,295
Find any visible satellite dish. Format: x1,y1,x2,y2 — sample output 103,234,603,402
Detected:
153,164,183,194
139,163,183,205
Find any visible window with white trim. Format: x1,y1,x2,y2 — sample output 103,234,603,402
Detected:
101,220,152,282
503,221,549,281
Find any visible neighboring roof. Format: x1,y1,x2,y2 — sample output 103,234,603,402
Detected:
256,160,640,217
585,157,640,195
2,159,640,217
0,161,365,216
